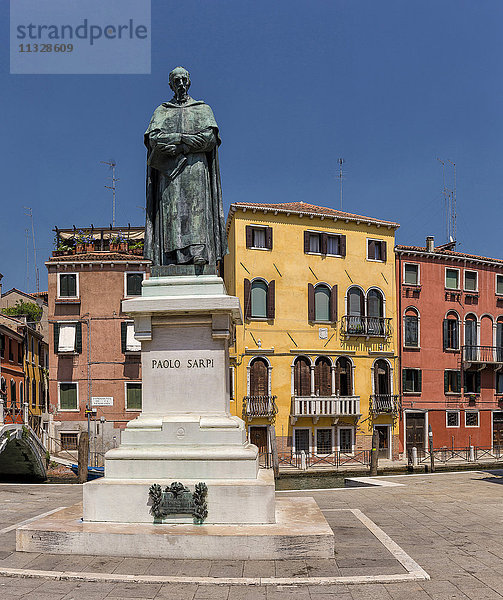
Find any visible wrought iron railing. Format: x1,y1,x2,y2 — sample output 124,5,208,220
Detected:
342,315,392,337
369,394,401,415
462,345,503,363
291,396,360,417
262,450,371,470
242,395,278,420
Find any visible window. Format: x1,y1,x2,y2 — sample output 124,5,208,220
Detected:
497,274,503,295
18,341,23,365
404,308,419,347
404,263,419,285
244,279,275,320
19,382,23,404
249,358,269,396
316,429,333,454
10,380,16,408
126,382,142,410
59,383,78,410
402,369,422,393
246,226,272,250
444,370,461,394
464,271,478,292
443,314,459,350
465,411,479,427
0,334,4,359
31,338,35,364
335,357,352,396
497,372,503,395
125,273,144,297
293,429,310,453
31,379,36,409
121,322,141,353
60,433,78,450
308,284,337,323
314,357,331,396
367,239,387,262
446,411,460,427
464,315,477,359
339,428,353,453
294,356,311,396
464,371,481,394
445,268,459,290
54,322,82,353
304,231,346,257
58,273,78,298
38,342,42,366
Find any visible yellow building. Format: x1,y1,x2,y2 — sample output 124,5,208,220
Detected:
224,201,400,462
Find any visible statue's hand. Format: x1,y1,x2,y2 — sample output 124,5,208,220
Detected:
159,144,177,156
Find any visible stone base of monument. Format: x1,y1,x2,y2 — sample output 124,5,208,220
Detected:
16,275,334,559
16,498,334,560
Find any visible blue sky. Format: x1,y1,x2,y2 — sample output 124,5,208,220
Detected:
1,1,502,292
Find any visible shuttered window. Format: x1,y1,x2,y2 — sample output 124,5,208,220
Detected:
250,358,269,396
245,279,275,320
464,271,477,292
246,226,273,250
251,280,267,318
59,383,78,410
444,370,461,393
314,357,332,396
58,324,77,352
497,275,503,295
445,269,459,290
404,264,419,285
294,357,311,396
464,371,481,394
304,231,346,256
368,240,387,261
402,369,422,393
122,322,141,353
443,317,459,350
126,383,142,410
335,357,352,396
404,313,419,347
314,286,330,322
59,274,77,298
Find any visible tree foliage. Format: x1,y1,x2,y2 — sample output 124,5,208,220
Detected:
2,300,42,323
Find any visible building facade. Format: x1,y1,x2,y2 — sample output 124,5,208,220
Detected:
46,226,150,458
396,237,503,455
224,202,400,460
0,314,25,423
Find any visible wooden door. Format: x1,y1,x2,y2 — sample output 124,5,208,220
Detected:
406,413,425,451
493,413,503,449
375,425,389,458
249,427,268,453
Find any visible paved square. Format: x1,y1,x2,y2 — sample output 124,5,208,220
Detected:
0,470,502,598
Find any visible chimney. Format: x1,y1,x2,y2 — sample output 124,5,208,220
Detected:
426,236,434,253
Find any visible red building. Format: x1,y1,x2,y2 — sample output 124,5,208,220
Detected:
396,237,503,456
0,314,26,423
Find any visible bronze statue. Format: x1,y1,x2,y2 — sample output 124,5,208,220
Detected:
144,67,227,273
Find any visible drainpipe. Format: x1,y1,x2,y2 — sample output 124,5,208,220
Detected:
397,251,403,453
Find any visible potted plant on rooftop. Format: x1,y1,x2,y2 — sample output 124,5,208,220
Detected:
110,231,127,252
129,240,144,256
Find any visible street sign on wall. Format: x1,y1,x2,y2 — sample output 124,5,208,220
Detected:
91,396,113,407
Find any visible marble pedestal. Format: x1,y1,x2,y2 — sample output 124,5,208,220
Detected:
17,275,335,558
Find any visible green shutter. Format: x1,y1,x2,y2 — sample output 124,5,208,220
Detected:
121,322,127,353
54,323,60,353
127,274,143,296
444,371,449,393
417,370,422,392
75,322,82,353
60,275,68,297
127,383,142,410
476,372,481,393
60,383,77,410
456,371,461,393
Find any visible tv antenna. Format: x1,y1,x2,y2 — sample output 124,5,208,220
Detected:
23,207,39,293
338,158,344,210
101,160,119,227
25,229,29,291
436,158,456,244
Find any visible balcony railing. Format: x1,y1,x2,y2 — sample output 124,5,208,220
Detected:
342,315,392,337
370,394,401,416
291,396,360,423
242,395,278,421
462,345,503,364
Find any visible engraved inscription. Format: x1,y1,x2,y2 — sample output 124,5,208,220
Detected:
151,358,214,369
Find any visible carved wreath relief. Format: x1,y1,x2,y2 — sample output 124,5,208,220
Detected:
148,481,208,524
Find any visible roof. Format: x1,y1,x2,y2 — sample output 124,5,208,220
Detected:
396,244,503,267
228,201,400,229
46,252,151,264
1,288,48,305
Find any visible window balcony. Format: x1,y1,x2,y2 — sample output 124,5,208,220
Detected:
369,394,401,416
342,316,392,338
242,395,277,422
462,346,503,366
290,395,360,424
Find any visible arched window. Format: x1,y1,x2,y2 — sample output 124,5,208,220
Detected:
251,280,267,318
244,279,275,320
314,357,331,396
367,289,384,335
335,357,352,396
0,377,6,396
314,285,331,322
497,318,503,362
10,380,16,409
19,381,23,404
39,381,43,409
443,311,459,350
347,287,365,334
294,356,311,397
404,307,419,347
464,314,478,360
374,359,391,396
249,358,269,396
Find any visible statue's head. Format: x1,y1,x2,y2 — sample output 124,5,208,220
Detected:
169,67,191,98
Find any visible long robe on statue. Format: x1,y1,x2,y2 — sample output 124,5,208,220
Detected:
144,97,228,268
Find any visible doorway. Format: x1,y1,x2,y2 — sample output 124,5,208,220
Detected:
406,412,425,452
375,425,390,459
249,426,268,453
493,412,503,451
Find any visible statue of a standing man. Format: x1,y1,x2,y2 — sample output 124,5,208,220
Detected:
144,67,227,273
